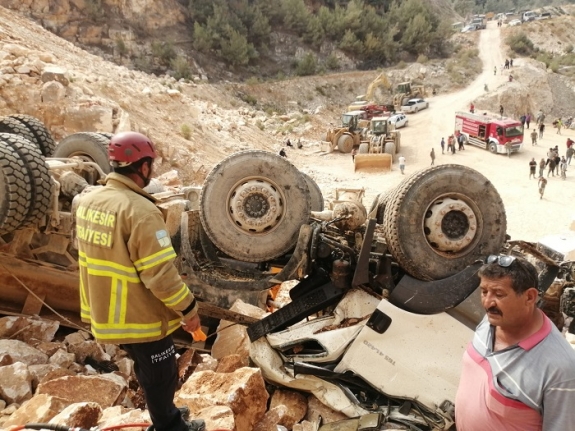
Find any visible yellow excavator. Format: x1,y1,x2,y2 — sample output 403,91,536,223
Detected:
347,72,393,112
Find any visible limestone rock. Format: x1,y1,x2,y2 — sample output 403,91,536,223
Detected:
197,405,235,431
2,394,68,428
270,390,308,429
0,362,33,404
98,406,150,430
293,420,316,431
28,364,62,389
42,80,67,104
176,368,269,431
305,396,347,425
64,331,92,346
36,341,65,357
215,354,244,374
42,65,70,86
67,340,110,363
36,374,128,408
49,349,76,368
0,341,48,366
39,367,76,385
0,316,59,342
211,300,268,364
194,354,218,373
254,404,289,431
49,402,102,429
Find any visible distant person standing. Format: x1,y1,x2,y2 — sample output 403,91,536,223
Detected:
530,129,537,146
557,118,563,135
547,158,556,177
520,114,526,128
567,146,574,165
505,141,512,157
440,137,445,154
525,113,531,128
529,158,537,179
499,104,504,118
539,158,546,178
351,147,357,162
539,122,545,139
430,148,436,166
560,156,567,179
536,110,545,125
398,155,406,174
538,176,547,199
494,66,497,76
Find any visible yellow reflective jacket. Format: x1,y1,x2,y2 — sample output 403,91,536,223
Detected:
76,173,198,344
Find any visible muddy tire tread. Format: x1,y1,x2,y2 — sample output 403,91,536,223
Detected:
8,114,56,157
0,141,33,234
0,134,52,228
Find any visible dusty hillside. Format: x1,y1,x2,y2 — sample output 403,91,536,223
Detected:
2,5,575,241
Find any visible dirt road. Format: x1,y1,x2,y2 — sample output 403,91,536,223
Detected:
288,21,574,244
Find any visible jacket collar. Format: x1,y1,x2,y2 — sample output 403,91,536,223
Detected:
104,172,157,203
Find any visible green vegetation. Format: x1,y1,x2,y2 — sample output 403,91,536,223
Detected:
445,46,481,85
181,124,192,140
188,0,452,69
171,56,192,80
151,41,177,66
506,32,536,56
116,38,128,57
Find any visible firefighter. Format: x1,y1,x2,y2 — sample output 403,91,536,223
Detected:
76,132,205,431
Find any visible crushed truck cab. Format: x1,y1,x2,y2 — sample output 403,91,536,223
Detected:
455,111,523,155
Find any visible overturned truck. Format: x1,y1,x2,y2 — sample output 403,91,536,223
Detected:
1,116,574,430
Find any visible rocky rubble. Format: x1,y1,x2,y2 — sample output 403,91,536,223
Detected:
0,305,344,431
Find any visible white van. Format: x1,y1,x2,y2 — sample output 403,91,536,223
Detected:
522,11,537,22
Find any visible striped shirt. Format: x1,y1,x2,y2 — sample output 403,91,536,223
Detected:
455,311,575,431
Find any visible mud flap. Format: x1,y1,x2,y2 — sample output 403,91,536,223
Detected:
389,262,482,314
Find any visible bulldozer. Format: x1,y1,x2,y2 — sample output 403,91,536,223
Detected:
354,116,401,171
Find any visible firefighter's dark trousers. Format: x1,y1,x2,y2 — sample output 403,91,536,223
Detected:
122,336,187,431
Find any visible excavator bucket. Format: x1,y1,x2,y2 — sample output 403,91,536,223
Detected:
354,153,392,171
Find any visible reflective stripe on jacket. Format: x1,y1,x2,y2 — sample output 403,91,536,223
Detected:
76,173,197,344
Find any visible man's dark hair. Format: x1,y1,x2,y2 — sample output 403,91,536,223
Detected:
478,256,538,294
111,157,153,176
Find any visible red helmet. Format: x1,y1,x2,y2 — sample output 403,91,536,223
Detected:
108,132,157,167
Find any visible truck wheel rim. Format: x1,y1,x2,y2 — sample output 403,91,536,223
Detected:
423,195,478,254
227,177,285,234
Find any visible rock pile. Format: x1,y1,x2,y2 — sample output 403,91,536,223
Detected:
0,306,345,431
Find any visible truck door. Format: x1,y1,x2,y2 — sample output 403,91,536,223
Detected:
478,125,486,139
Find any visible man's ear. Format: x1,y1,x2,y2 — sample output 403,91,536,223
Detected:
525,287,539,305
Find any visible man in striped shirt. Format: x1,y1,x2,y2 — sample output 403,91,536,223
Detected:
455,255,575,430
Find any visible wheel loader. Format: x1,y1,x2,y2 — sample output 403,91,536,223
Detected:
353,116,401,171
322,110,370,153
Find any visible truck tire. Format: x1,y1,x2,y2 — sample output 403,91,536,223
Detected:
337,134,354,153
488,142,497,153
301,172,324,211
52,132,111,178
358,143,369,154
383,164,506,280
200,150,311,262
0,117,39,154
0,134,52,228
369,188,395,224
8,114,56,157
0,140,33,235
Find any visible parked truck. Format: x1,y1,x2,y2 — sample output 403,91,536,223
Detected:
454,111,523,155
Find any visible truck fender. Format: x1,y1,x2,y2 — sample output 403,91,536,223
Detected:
389,262,482,314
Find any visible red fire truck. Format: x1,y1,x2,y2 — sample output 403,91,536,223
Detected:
454,112,523,154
